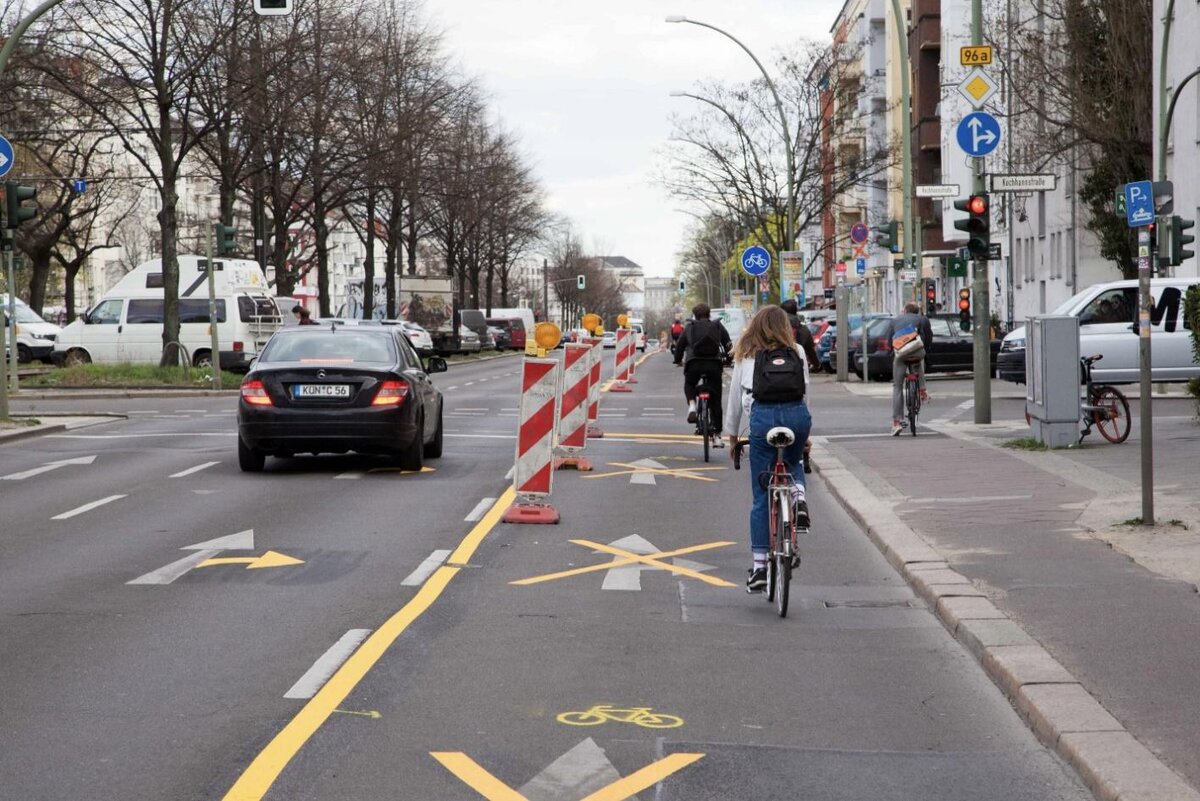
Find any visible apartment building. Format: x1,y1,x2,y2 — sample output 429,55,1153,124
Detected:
1155,0,1200,281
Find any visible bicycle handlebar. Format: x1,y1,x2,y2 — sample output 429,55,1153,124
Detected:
731,438,748,469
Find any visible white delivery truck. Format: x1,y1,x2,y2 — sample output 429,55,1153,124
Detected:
52,256,281,370
1,294,62,363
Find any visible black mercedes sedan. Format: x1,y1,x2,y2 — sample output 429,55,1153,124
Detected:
236,323,446,472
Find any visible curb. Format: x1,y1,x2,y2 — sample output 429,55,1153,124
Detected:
812,440,1200,801
0,423,67,444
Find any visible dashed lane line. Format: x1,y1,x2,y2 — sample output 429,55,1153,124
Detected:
283,630,372,700
169,461,221,478
400,550,452,587
51,495,127,520
465,497,497,522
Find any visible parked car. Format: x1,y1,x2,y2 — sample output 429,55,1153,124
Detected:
485,325,510,350
807,318,831,343
816,326,836,373
1,295,62,363
486,317,527,350
826,314,891,375
380,320,434,355
997,278,1200,384
431,324,481,355
857,314,1002,380
236,325,447,472
646,338,660,351
601,331,617,348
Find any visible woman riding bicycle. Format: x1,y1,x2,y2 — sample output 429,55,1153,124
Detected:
724,305,812,593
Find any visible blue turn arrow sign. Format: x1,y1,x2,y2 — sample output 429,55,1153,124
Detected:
0,135,13,179
955,112,1001,157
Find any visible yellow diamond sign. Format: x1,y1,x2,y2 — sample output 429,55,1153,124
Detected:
957,68,998,109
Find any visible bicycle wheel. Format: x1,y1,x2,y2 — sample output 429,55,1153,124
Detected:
557,711,607,726
1092,386,1131,444
698,397,710,462
765,493,782,603
634,712,685,729
905,379,918,436
775,551,791,617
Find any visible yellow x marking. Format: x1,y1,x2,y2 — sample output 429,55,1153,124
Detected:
511,540,736,588
431,751,704,801
584,462,727,482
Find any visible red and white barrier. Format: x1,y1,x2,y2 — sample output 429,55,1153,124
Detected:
610,329,633,393
554,343,592,471
503,357,561,524
583,336,604,438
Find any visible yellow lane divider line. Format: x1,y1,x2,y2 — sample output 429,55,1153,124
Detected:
511,540,736,588
221,487,516,801
431,751,704,801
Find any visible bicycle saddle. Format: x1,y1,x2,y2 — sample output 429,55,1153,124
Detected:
766,426,795,447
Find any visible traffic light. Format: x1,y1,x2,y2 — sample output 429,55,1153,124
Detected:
958,287,971,331
4,181,37,230
924,279,937,315
953,194,990,258
678,279,686,293
1171,216,1195,266
875,219,899,253
215,223,237,255
576,274,586,290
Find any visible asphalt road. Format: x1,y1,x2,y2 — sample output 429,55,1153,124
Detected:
0,352,1092,800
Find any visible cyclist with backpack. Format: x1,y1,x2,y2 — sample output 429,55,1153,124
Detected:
724,305,812,592
669,317,685,349
885,302,934,436
672,303,732,448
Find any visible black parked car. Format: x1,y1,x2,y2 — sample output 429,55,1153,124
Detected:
857,314,1001,380
237,324,446,472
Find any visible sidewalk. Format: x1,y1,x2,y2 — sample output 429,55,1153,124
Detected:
815,395,1200,801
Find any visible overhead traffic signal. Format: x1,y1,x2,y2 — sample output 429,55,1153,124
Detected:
953,194,990,258
253,0,292,15
924,279,937,315
215,223,237,255
4,182,37,230
875,219,899,253
576,274,586,290
958,288,971,332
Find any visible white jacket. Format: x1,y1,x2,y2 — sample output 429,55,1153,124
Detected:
724,345,811,436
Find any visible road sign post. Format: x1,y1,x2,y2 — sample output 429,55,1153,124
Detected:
1123,184,1156,525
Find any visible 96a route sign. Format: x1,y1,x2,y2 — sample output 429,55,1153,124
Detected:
960,45,993,66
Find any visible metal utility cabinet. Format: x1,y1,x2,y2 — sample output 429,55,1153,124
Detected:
1025,315,1080,448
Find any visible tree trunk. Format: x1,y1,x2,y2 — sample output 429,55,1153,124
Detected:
27,251,51,314
159,134,182,367
363,189,376,320
64,264,80,323
384,199,402,318
406,202,419,275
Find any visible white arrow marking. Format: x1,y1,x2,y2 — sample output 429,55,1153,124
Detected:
2,454,97,481
602,534,658,591
128,530,254,585
518,738,627,801
627,457,667,486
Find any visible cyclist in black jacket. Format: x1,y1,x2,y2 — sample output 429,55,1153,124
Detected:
672,303,732,447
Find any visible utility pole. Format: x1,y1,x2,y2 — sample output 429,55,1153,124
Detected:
889,0,915,319
970,0,992,424
542,258,549,325
0,232,9,420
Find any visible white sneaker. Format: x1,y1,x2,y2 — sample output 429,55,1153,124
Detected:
711,436,725,449
891,422,903,437
687,401,697,424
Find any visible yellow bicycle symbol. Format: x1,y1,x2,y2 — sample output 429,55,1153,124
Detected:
556,704,684,729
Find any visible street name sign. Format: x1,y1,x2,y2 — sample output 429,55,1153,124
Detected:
740,245,770,276
916,184,960,198
989,174,1056,192
988,242,1003,261
956,112,1001,157
960,45,993,66
1123,180,1154,228
957,68,998,108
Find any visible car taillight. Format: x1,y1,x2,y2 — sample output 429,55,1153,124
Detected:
232,341,244,352
372,379,410,406
877,337,890,351
240,379,272,406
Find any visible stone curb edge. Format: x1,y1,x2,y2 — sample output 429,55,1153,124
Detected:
0,423,67,444
812,441,1200,801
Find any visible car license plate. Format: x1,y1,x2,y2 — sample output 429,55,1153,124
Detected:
293,384,351,399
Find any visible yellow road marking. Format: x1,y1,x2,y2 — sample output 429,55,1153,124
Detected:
197,551,304,570
221,489,516,801
511,540,736,587
432,751,704,801
367,465,436,474
431,752,529,801
584,462,726,482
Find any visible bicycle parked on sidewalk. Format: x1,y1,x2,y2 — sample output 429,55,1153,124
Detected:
733,426,805,617
1024,354,1130,444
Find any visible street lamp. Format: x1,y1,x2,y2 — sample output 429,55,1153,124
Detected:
666,15,795,257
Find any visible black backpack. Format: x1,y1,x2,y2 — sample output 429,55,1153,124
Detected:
752,347,806,403
689,320,723,358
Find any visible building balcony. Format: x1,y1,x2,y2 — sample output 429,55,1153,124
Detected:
910,0,940,51
915,117,941,151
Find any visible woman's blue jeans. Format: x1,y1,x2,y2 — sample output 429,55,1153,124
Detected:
748,401,812,552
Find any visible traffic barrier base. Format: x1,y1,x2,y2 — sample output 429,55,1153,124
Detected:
608,382,632,393
502,497,561,524
554,456,593,471
586,424,605,439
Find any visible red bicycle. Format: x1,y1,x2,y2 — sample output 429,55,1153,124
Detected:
733,426,804,617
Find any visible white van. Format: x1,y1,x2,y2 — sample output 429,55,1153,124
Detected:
487,307,536,338
1,295,61,363
627,317,647,352
52,256,281,370
997,278,1200,384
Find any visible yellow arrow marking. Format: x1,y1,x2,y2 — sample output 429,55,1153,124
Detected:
196,551,304,570
511,540,736,587
431,751,703,801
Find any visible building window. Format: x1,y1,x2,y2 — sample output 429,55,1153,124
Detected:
1037,193,1046,239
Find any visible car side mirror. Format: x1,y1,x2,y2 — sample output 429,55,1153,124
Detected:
425,356,448,374
81,311,91,324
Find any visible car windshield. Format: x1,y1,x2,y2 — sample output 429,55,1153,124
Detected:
261,331,396,363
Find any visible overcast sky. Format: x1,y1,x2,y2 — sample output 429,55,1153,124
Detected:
430,1,840,278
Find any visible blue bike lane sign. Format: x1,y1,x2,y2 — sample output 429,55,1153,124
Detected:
740,246,771,277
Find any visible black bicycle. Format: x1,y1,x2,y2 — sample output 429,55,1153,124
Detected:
695,373,713,462
902,359,922,436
